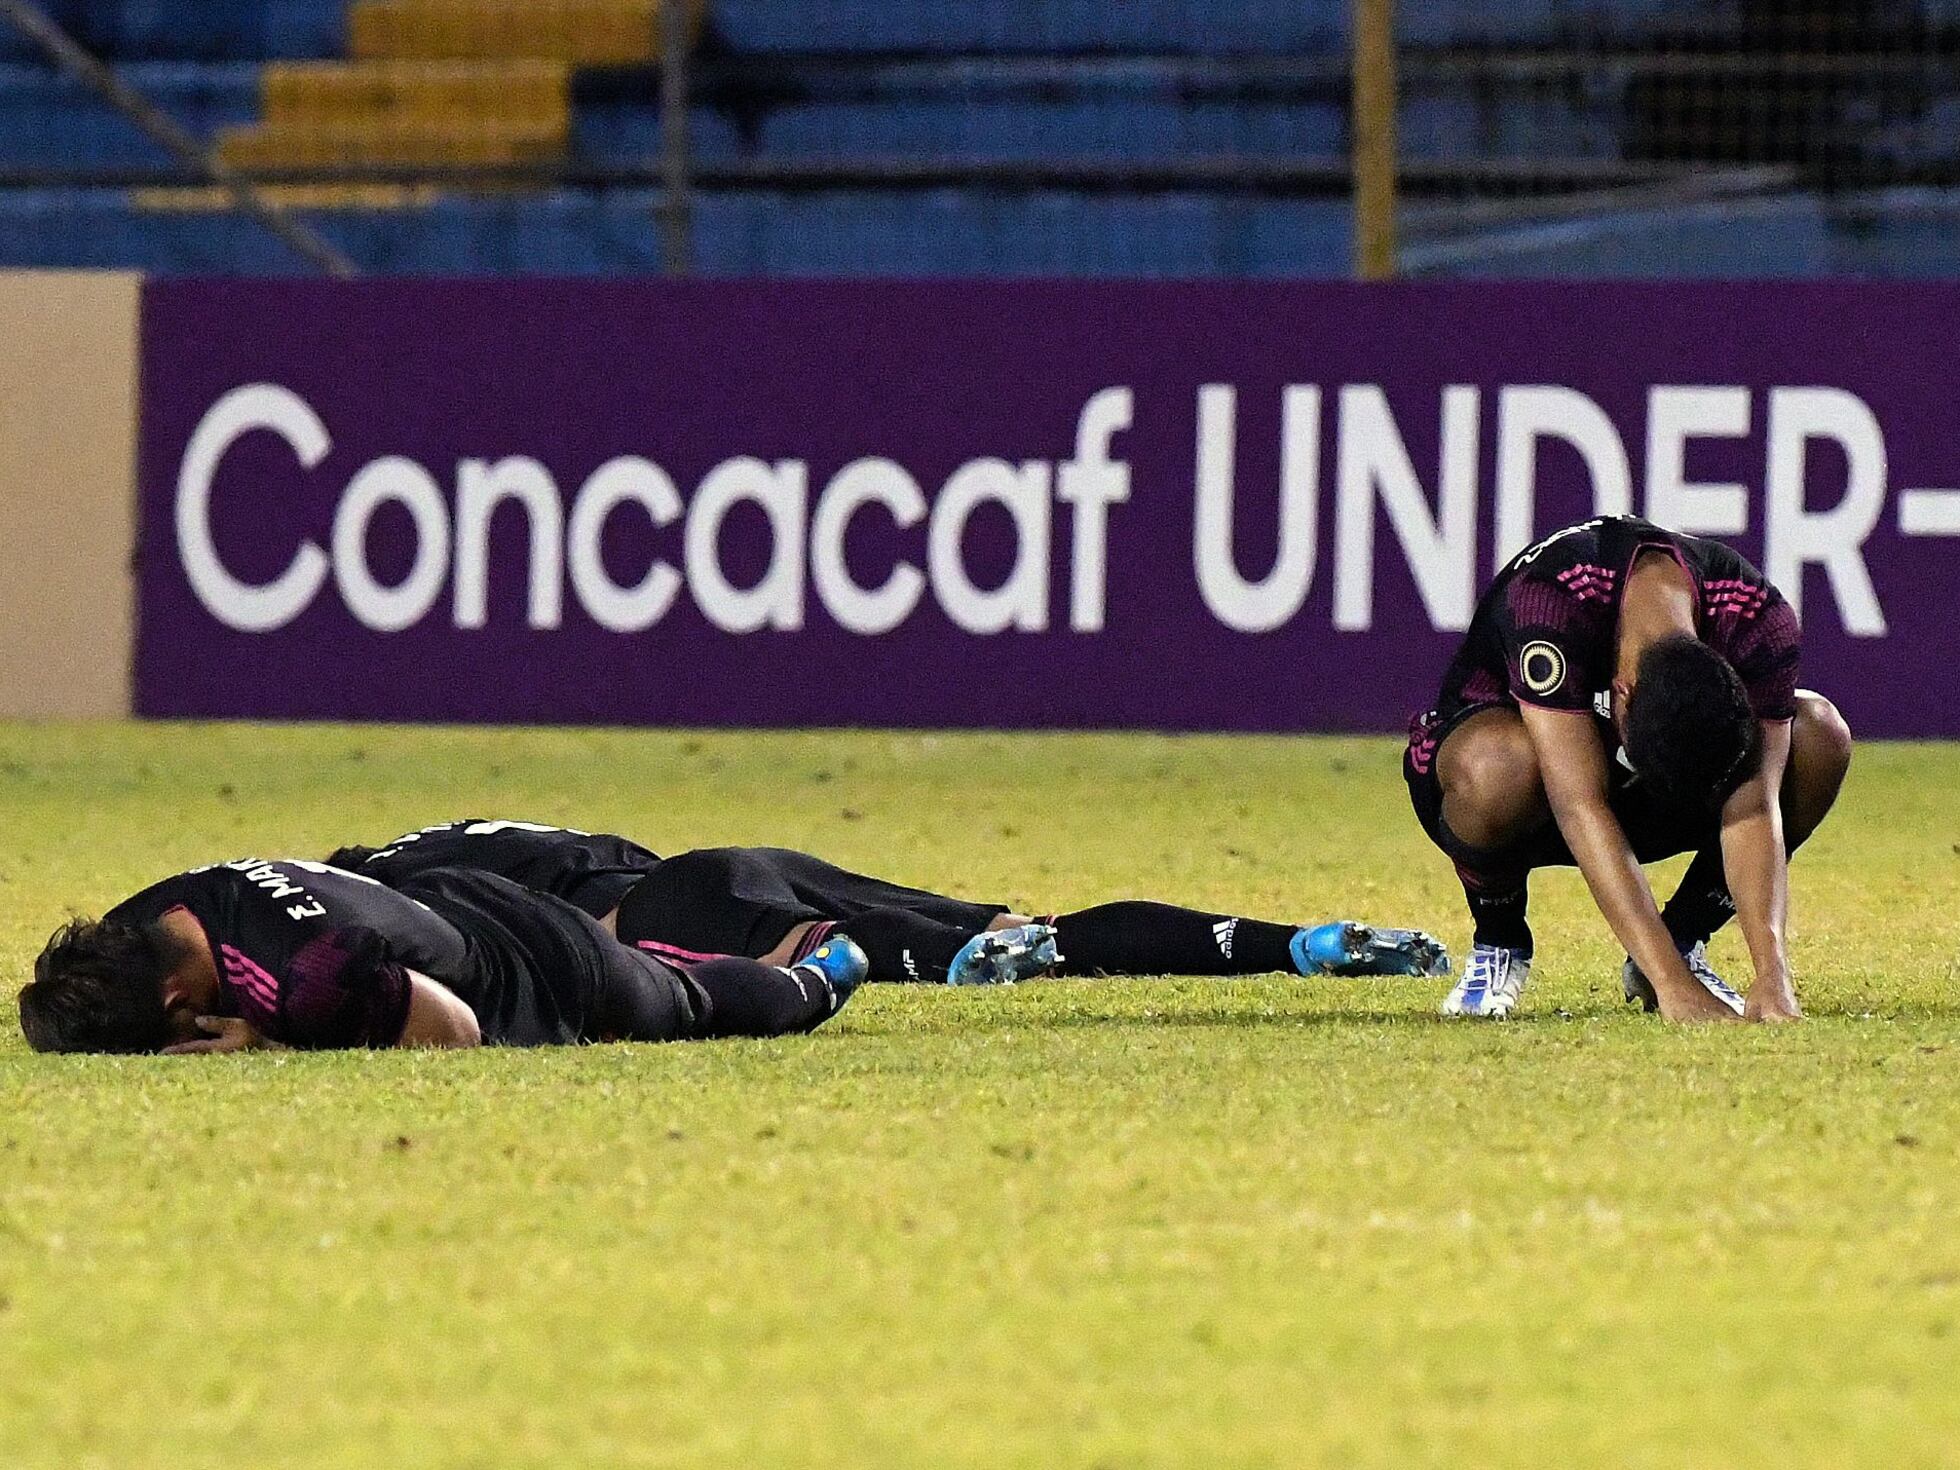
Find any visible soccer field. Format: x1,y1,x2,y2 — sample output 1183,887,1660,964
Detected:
1,721,1956,1468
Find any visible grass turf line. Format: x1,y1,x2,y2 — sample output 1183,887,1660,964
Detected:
0,721,1956,1469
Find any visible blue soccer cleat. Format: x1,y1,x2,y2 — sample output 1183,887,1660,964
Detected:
1440,943,1532,1018
947,923,1062,986
791,935,870,1013
1290,921,1452,979
1621,941,1744,1017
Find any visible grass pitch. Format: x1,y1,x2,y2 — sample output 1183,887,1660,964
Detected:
1,722,1956,1469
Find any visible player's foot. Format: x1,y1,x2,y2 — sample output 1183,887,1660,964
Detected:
1440,943,1532,1018
1290,921,1451,979
1620,941,1744,1017
947,923,1062,986
791,935,870,1012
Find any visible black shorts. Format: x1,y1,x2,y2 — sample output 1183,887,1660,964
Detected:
612,846,1009,959
400,868,702,1046
1405,706,1718,877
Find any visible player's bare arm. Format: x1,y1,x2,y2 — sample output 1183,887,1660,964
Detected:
396,971,483,1047
1718,718,1798,1021
1521,704,1737,1023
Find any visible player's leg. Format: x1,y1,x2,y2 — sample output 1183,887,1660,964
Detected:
1036,902,1446,979
1656,691,1852,949
733,846,1058,986
757,842,1445,981
814,908,1057,986
612,848,826,960
1434,708,1552,942
593,941,867,1041
1411,708,1556,1017
615,848,1056,987
693,939,867,1037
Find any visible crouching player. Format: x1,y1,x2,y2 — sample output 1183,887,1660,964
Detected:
325,820,1449,989
1405,515,1850,1022
17,856,866,1054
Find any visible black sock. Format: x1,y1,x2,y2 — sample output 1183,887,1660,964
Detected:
833,907,973,984
1660,848,1736,949
1461,880,1533,954
690,957,840,1038
1049,901,1300,977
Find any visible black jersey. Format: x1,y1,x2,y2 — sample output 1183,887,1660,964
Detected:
106,858,692,1048
107,858,464,1049
1421,516,1802,741
331,820,662,919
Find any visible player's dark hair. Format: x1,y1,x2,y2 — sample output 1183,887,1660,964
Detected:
18,918,172,1054
1623,634,1761,809
323,844,378,871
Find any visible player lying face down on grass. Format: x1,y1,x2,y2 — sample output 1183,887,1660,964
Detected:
17,858,867,1054
322,820,1450,989
1405,515,1851,1023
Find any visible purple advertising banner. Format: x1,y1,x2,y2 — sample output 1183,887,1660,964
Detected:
137,279,1960,735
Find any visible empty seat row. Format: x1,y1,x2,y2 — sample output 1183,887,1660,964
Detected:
0,186,1352,275
7,183,1960,277
0,81,1645,175
9,0,1887,66
707,0,1743,54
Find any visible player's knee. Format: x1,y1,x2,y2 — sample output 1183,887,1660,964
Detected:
1793,691,1853,781
1438,721,1544,848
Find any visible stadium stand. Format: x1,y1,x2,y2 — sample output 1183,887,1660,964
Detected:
0,0,1955,276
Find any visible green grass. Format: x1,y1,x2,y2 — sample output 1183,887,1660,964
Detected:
1,722,1957,1469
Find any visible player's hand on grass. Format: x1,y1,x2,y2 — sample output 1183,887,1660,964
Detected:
163,1016,284,1054
1655,984,1745,1024
1744,987,1803,1023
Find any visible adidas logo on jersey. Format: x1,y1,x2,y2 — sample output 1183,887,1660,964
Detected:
1211,919,1237,960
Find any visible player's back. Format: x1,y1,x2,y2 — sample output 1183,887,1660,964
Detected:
1431,516,1794,725
107,856,659,1048
107,857,472,1047
327,819,662,919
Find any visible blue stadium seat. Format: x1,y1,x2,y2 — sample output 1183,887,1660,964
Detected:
575,57,1348,168
0,1,343,63
0,62,260,171
803,97,1328,159
696,189,1353,276
707,0,1721,55
0,185,1354,277
577,98,1343,168
1401,92,1624,161
8,181,1960,280
573,104,746,167
709,0,1344,56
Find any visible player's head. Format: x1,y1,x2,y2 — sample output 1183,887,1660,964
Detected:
18,918,177,1054
1621,634,1761,809
323,843,377,871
